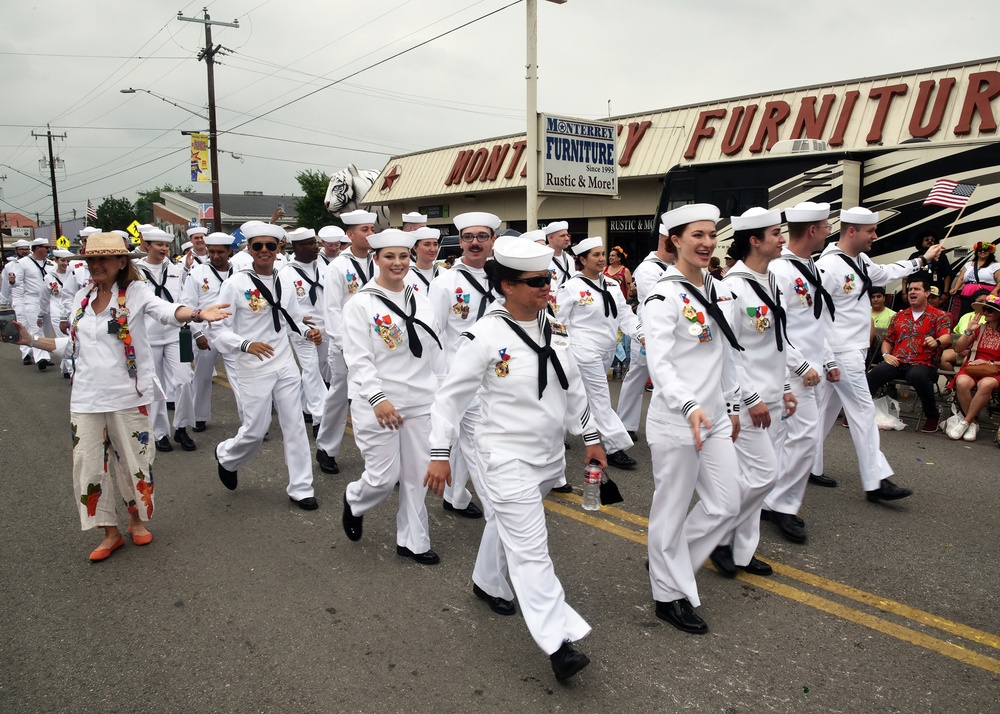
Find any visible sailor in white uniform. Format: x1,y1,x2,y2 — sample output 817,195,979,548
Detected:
11,238,53,368
180,231,240,431
425,237,605,682
278,227,328,428
212,223,323,510
315,210,379,475
555,236,640,470
543,221,572,314
134,228,198,453
400,211,428,231
46,249,75,377
814,207,942,501
643,204,743,635
317,225,347,270
762,202,836,543
407,226,441,294
340,229,445,563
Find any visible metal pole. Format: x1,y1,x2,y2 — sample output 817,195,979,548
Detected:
525,0,539,231
33,125,66,240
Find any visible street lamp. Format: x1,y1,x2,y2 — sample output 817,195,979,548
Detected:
526,0,567,231
120,88,209,120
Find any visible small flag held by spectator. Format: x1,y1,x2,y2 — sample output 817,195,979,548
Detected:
923,179,976,210
86,199,98,222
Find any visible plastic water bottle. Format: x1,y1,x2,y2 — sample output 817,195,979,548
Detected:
582,462,602,511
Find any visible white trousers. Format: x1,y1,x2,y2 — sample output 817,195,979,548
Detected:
48,313,71,375
615,336,647,432
815,349,893,491
647,416,739,607
442,400,477,510
215,361,315,500
345,405,432,553
765,377,820,515
70,407,155,530
475,452,591,655
149,342,195,440
574,346,634,453
726,401,782,565
192,344,244,424
315,347,349,456
17,306,50,362
292,334,325,421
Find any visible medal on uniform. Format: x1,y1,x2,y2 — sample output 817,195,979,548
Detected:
578,290,594,306
843,274,854,294
747,305,770,332
548,293,560,313
200,278,210,293
495,347,510,377
680,293,710,342
453,288,471,318
245,288,263,312
373,314,403,349
346,271,359,294
688,324,702,336
551,321,568,337
682,304,698,321
294,280,306,298
50,282,60,296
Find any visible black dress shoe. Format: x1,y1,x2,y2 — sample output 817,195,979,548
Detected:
154,437,173,453
290,496,319,511
317,448,339,474
302,412,313,424
22,355,33,365
191,421,207,433
215,451,237,490
63,372,71,379
564,440,571,450
37,359,50,371
173,428,196,451
809,472,838,487
551,483,574,494
627,430,638,442
549,641,590,682
166,401,175,411
396,545,440,564
473,583,516,616
866,478,913,502
443,499,483,519
312,422,320,438
710,545,737,578
655,598,708,634
739,556,773,576
606,449,637,470
772,512,807,543
342,493,362,541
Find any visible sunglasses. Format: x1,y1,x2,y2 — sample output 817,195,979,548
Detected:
508,275,551,289
250,242,278,252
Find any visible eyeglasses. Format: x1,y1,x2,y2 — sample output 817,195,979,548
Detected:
250,242,278,252
459,233,492,243
508,275,551,289
977,247,992,253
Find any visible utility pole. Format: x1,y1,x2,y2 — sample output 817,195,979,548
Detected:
32,125,67,239
178,8,239,232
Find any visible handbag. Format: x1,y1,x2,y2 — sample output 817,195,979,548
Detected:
963,327,999,379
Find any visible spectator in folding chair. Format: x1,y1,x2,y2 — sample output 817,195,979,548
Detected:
946,295,1000,441
940,289,990,372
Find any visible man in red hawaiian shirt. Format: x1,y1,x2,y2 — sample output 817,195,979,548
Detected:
867,274,952,432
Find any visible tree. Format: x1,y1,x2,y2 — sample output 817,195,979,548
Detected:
135,183,189,223
95,197,138,231
294,170,332,230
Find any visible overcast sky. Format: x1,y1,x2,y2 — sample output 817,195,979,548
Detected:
3,0,998,225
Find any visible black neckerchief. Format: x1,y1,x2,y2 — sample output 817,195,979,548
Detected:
28,258,47,280
492,310,569,399
727,270,791,352
456,266,495,320
346,254,372,286
830,249,872,301
409,265,437,289
247,272,300,334
140,264,174,302
551,254,571,284
782,254,835,321
53,273,64,287
208,265,232,285
291,263,323,305
360,284,441,358
578,275,618,318
192,253,207,265
647,274,744,351
642,254,669,272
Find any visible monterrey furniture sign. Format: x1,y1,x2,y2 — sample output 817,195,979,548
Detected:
540,114,617,196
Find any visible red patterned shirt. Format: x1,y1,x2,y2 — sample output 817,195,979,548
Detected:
885,307,952,366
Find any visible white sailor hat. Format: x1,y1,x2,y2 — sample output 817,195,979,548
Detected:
287,227,317,242
78,226,102,238
318,225,346,242
658,223,671,237
340,209,377,226
401,212,428,224
493,237,554,272
243,223,286,240
520,229,547,244
731,207,782,232
137,224,155,234
186,225,207,237
181,241,193,252
410,227,441,241
111,230,130,241
660,204,721,233
454,212,500,232
368,228,416,250
53,249,74,259
784,201,831,223
543,220,569,236
12,239,31,248
30,238,49,247
204,232,234,246
572,236,605,255
143,228,173,243
6,256,16,261
840,206,879,225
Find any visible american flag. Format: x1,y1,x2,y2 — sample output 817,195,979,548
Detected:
86,199,98,222
923,179,976,210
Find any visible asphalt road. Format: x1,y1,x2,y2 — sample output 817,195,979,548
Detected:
1,347,998,713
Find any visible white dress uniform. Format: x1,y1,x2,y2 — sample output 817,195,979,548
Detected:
212,268,316,501
46,267,73,375
407,264,439,295
546,251,573,314
278,255,327,422
429,306,598,655
813,234,923,490
343,281,444,554
616,251,670,431
11,254,52,363
180,259,241,424
1,257,17,306
230,249,254,272
644,266,743,609
555,265,639,455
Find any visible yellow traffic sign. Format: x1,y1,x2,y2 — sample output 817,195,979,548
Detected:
56,235,71,249
126,220,142,245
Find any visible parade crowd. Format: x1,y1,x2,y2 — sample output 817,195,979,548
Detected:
3,203,999,683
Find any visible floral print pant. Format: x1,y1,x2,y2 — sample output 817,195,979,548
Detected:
70,406,155,531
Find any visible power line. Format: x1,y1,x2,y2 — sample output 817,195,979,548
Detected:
0,52,190,59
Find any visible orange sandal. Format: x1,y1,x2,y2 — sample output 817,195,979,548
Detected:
89,535,125,562
128,527,153,546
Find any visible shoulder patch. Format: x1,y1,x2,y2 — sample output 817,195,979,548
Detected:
459,331,475,341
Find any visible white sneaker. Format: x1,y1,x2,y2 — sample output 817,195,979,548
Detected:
963,422,979,442
947,419,970,440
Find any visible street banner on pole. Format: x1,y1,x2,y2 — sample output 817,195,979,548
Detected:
190,133,212,183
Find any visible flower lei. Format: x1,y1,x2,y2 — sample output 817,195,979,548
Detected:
71,285,141,394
